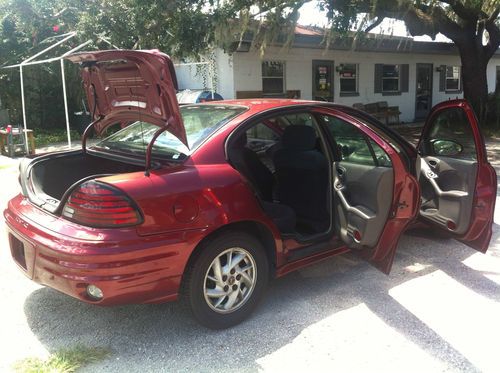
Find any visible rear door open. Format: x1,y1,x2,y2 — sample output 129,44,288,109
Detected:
315,108,420,274
416,99,496,252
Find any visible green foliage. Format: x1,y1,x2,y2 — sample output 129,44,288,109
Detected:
13,345,111,373
34,127,80,146
0,1,217,132
1,0,499,129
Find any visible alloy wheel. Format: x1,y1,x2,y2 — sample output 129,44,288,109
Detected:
203,247,257,314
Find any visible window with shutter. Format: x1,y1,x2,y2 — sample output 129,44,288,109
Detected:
375,64,409,95
445,66,461,91
382,64,399,92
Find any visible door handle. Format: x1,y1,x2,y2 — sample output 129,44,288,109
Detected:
428,159,439,168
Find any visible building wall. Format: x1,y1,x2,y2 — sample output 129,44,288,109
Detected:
214,49,235,100
174,50,234,100
175,64,206,90
229,46,500,122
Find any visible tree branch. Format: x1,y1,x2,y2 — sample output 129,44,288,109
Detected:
364,16,385,33
382,3,464,43
439,0,478,22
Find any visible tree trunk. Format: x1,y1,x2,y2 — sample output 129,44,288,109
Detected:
458,42,490,124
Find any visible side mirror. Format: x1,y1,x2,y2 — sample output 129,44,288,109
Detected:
431,139,463,156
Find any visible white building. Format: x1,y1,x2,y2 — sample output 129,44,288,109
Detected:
176,26,500,123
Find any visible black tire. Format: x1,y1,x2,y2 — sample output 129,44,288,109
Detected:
186,231,269,329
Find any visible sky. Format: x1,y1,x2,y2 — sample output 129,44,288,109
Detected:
297,1,451,42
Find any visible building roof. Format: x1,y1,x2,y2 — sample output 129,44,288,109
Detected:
239,24,500,57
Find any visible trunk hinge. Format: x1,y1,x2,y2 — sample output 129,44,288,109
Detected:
144,126,168,176
81,116,104,153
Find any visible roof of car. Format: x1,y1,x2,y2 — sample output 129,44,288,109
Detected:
202,98,318,111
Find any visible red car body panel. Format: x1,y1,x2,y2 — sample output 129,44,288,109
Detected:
4,97,495,306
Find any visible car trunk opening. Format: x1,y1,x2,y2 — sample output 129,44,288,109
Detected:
22,151,144,212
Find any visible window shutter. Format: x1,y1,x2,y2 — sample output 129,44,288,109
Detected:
439,65,446,92
400,64,409,92
374,64,383,93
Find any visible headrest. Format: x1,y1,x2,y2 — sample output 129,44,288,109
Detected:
231,132,247,149
282,125,316,150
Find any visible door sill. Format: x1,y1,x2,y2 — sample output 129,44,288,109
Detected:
286,238,343,262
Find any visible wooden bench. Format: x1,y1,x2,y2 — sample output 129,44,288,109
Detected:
0,127,36,157
353,101,401,125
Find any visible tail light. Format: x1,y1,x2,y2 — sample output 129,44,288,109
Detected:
62,181,142,227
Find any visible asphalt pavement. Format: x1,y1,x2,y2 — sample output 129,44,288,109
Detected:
0,136,499,373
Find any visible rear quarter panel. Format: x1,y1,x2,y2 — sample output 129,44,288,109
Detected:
98,160,283,254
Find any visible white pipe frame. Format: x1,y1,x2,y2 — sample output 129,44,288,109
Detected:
2,33,116,153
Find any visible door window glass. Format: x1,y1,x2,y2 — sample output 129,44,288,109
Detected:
423,107,476,160
321,115,391,167
313,61,334,101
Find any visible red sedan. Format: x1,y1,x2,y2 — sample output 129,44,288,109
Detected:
4,50,497,329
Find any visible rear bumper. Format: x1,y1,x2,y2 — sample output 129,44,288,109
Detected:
4,194,205,306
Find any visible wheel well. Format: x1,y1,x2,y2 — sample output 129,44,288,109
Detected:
180,221,277,294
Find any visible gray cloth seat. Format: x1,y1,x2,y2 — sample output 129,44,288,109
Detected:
229,132,296,232
273,125,329,232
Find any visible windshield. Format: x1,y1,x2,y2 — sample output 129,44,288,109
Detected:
94,105,246,160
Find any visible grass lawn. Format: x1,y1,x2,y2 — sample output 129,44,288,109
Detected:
14,345,111,373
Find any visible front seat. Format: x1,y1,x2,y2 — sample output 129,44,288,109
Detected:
228,132,296,233
273,125,329,232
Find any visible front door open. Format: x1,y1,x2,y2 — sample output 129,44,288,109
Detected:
415,63,433,120
312,60,334,102
417,100,497,252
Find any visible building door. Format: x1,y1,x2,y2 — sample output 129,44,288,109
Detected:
415,63,433,120
312,60,334,102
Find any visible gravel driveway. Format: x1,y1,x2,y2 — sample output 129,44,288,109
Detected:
1,136,499,373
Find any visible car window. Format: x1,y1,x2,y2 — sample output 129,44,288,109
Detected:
282,113,317,127
95,105,245,160
321,115,392,167
422,107,476,160
246,123,280,153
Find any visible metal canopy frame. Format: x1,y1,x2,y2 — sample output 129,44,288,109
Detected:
2,32,117,153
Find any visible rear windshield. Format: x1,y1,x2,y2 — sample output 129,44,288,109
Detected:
94,105,246,160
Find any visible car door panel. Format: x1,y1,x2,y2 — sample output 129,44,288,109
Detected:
417,156,477,234
334,162,394,248
417,99,496,252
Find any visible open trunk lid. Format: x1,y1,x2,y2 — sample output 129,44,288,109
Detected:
66,49,187,146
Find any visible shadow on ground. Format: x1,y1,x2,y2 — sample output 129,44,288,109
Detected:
23,225,500,372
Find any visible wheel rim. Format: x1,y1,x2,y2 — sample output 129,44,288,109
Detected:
203,247,257,314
